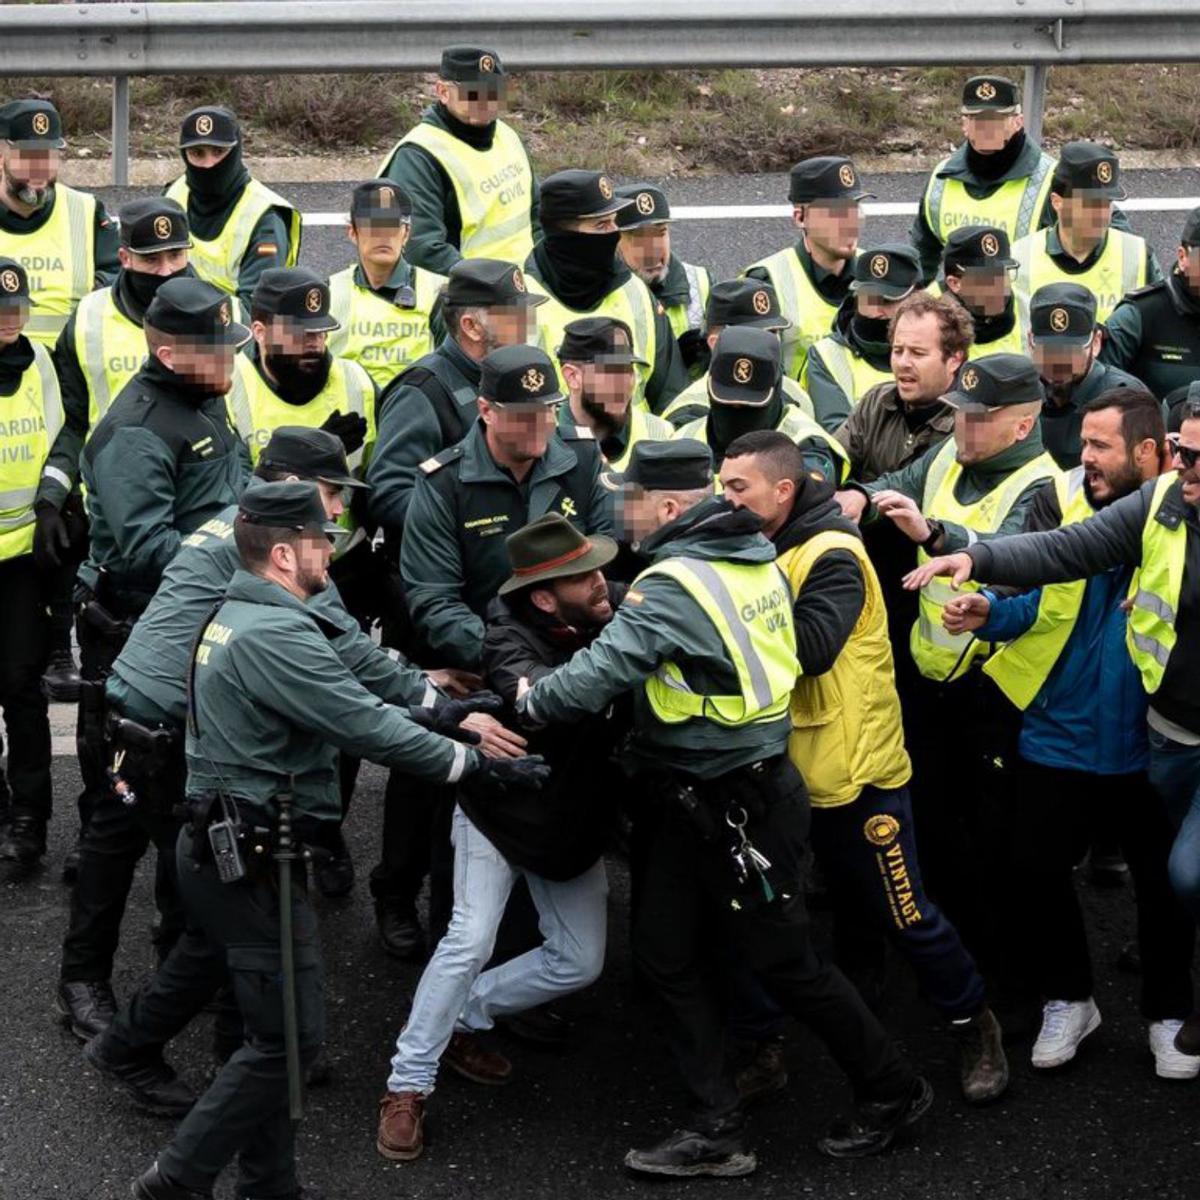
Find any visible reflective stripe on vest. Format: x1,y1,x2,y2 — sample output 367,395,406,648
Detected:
637,556,797,726
327,264,445,389
804,335,891,409
968,319,1029,360
911,441,1060,682
923,152,1055,245
1013,227,1148,324
665,261,711,339
1,342,63,558
74,286,146,426
1126,471,1187,694
165,178,301,295
605,407,674,472
0,185,95,346
385,120,534,266
742,246,844,379
983,467,1092,708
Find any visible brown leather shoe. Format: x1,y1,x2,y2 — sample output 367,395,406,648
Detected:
377,1091,425,1162
441,1032,512,1086
956,1006,1009,1104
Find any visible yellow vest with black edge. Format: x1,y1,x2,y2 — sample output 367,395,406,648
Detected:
637,556,798,727
664,262,712,341
1126,471,1186,695
922,152,1056,246
72,286,146,428
225,354,375,550
1012,227,1149,324
911,440,1060,682
743,247,846,380
327,263,446,389
566,407,673,473
381,119,535,266
529,273,658,409
0,184,96,347
968,320,1028,360
780,530,911,807
0,342,63,559
674,407,851,486
983,467,1092,708
165,177,301,296
662,372,816,426
801,334,892,409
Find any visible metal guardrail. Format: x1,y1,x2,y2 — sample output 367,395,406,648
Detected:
1,1,1196,184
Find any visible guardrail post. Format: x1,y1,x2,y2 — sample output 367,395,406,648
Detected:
1023,64,1047,145
112,75,130,186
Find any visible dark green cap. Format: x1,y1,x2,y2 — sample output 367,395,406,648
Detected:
0,257,32,305
539,170,631,225
708,327,781,408
705,279,790,332
615,184,671,230
445,258,545,309
558,317,646,367
942,225,1017,273
1029,282,1097,345
851,243,921,300
498,512,617,596
119,197,191,255
961,76,1020,114
788,156,871,204
259,426,368,491
179,106,239,149
145,277,250,346
440,45,506,86
237,478,342,537
944,353,1044,411
252,268,339,333
480,344,563,406
2,99,65,149
1181,206,1200,248
623,439,713,490
351,179,413,224
1053,141,1125,199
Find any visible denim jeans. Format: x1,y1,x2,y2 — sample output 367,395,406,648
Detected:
387,805,608,1096
1148,724,1200,924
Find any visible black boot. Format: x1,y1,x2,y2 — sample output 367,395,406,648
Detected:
61,836,82,883
56,979,117,1041
84,1032,197,1116
313,831,355,899
624,1119,756,1178
41,646,82,703
735,1035,789,1106
375,901,426,961
131,1163,212,1199
817,1076,933,1159
0,813,47,863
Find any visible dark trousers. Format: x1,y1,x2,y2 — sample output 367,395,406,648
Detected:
75,614,130,835
0,555,52,822
811,784,986,1020
633,757,913,1129
46,494,88,654
157,828,324,1198
60,731,187,983
1012,758,1194,1020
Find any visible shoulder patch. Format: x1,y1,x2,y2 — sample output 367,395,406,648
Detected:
420,443,466,475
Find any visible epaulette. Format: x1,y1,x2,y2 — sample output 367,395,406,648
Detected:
419,443,466,475
1123,281,1167,302
559,424,595,441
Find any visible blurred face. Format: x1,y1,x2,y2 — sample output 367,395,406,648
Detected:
459,304,536,356
945,266,1012,317
719,455,795,537
435,79,504,126
349,218,410,272
1,146,60,209
1176,244,1200,292
0,301,28,346
565,214,619,235
255,317,326,362
532,568,613,627
618,488,692,544
890,311,963,405
1031,330,1100,387
1173,416,1200,506
962,112,1022,153
282,532,333,597
619,224,671,285
158,335,237,393
184,144,232,170
565,359,636,437
855,289,904,320
954,405,1036,466
1052,191,1113,243
478,398,558,465
1079,406,1149,506
119,246,189,276
795,199,860,261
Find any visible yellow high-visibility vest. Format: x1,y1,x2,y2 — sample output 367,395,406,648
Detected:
802,334,892,409
663,262,712,340
922,152,1055,246
73,286,146,428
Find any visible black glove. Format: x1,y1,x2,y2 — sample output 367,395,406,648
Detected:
408,691,505,743
464,754,551,795
320,409,368,456
32,502,71,571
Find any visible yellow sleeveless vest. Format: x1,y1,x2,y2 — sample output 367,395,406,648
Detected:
1013,227,1148,324
72,286,146,427
922,152,1055,245
802,334,892,408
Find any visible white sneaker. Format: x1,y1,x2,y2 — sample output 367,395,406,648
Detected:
1031,998,1102,1069
1149,1020,1200,1080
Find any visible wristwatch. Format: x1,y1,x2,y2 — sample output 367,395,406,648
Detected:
920,519,944,551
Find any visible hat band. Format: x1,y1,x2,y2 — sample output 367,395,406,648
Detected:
513,541,593,577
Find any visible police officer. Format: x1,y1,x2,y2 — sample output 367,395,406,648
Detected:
525,170,688,413
0,99,119,346
378,46,539,273
660,279,815,429
940,226,1026,358
912,76,1056,284
615,183,711,379
1102,205,1200,398
557,317,672,470
401,343,614,670
327,179,446,389
130,476,542,1200
165,106,301,309
517,440,928,1175
1012,142,1161,324
674,326,849,485
744,155,867,382
0,259,64,865
1029,282,1146,468
804,244,921,430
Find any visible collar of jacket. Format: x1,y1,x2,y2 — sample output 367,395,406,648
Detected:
352,258,416,304
639,494,776,565
1046,223,1109,271
772,479,862,555
964,421,1049,487
458,417,580,487
224,568,347,637
0,184,59,235
936,132,1043,185
650,254,693,308
879,386,956,435
428,102,497,151
1165,269,1200,318
1154,473,1196,532
438,332,484,385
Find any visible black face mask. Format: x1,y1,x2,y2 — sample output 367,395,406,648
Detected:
851,313,892,347
263,348,332,405
122,265,189,314
535,229,626,310
966,128,1027,182
182,143,252,235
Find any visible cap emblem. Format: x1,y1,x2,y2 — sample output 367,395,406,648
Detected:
636,192,656,216
511,267,527,293
1049,307,1070,333
732,358,754,385
521,367,546,393
0,269,20,294
751,289,771,316
479,53,496,73
31,112,50,137
598,176,614,201
218,300,231,326
864,814,900,847
194,113,214,138
379,185,395,207
304,287,323,314
961,366,979,391
1096,160,1114,185
153,215,173,241
838,163,856,189
975,81,997,101
869,254,890,279
980,233,1000,258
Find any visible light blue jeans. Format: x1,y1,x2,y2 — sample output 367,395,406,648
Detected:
1148,725,1200,923
387,804,608,1096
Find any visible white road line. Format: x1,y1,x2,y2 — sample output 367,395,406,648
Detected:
298,196,1200,226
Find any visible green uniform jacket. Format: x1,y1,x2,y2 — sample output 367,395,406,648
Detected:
367,336,482,538
400,418,614,670
107,503,433,727
79,358,249,607
651,254,711,377
1101,272,1200,399
1040,359,1147,469
864,424,1054,550
379,105,542,276
521,498,790,779
186,569,480,824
